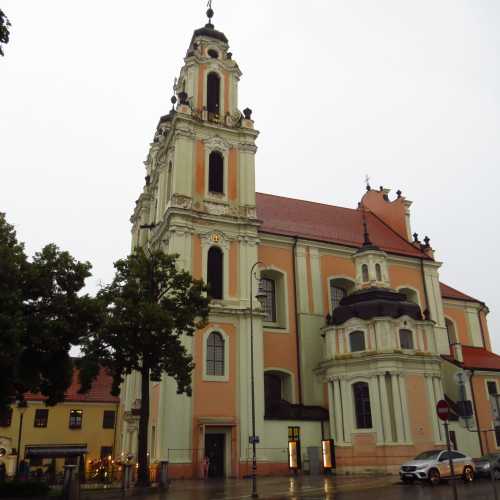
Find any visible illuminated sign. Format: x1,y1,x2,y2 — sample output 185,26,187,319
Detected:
321,439,335,469
288,441,301,469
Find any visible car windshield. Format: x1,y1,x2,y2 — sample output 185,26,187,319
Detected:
414,451,441,460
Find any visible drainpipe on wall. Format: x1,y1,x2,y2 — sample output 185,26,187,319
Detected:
292,236,303,405
469,369,485,456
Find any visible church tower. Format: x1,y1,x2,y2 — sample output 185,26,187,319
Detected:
123,6,265,477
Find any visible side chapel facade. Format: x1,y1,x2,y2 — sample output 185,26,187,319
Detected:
118,11,500,477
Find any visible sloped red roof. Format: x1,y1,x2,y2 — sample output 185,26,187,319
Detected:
25,367,119,404
255,192,429,259
440,282,479,303
461,346,500,371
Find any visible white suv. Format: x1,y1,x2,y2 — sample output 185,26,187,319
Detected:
400,449,475,485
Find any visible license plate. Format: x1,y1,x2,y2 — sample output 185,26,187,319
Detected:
404,474,413,478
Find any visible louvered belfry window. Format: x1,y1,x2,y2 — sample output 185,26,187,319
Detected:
207,72,221,115
208,151,224,194
207,332,224,376
207,246,223,299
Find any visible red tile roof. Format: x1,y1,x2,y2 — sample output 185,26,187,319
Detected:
256,192,429,259
461,346,500,371
25,367,119,404
440,282,480,303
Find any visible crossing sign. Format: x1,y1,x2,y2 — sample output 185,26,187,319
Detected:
436,399,450,421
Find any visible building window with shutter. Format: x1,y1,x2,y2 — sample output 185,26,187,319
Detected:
34,409,49,428
69,409,83,429
207,246,223,299
206,332,225,376
102,410,116,429
353,382,372,429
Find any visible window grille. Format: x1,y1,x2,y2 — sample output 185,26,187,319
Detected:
207,332,225,376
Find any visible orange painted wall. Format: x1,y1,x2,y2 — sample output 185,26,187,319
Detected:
471,374,500,454
406,374,433,445
229,240,239,297
258,244,299,395
443,306,471,346
228,148,238,201
195,140,205,196
193,323,237,418
192,234,202,280
320,254,356,313
197,64,206,110
387,264,428,312
360,190,409,240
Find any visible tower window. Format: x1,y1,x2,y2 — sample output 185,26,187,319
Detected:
399,329,414,350
349,330,365,352
208,151,224,194
207,246,223,299
353,382,372,429
362,264,369,282
206,332,225,376
208,49,219,59
207,72,221,115
260,278,276,322
375,263,382,281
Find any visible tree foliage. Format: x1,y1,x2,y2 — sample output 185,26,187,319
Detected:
0,9,11,57
0,213,96,411
78,248,210,486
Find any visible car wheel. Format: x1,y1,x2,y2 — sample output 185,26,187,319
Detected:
402,477,414,484
462,465,474,483
492,468,500,480
428,468,440,486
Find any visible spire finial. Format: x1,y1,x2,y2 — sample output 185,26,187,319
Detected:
206,0,214,26
365,174,371,191
362,210,372,246
170,77,178,111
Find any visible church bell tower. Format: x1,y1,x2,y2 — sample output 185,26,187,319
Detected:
124,5,264,473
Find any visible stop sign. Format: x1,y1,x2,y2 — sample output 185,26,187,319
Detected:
436,399,450,421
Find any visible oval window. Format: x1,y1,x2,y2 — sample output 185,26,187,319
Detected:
208,49,219,59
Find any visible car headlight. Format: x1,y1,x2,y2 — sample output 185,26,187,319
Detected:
484,463,491,469
415,465,428,470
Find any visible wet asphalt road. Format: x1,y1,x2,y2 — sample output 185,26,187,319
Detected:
119,475,500,500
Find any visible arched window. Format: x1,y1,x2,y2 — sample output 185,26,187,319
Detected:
349,331,365,352
362,264,369,282
353,382,372,429
399,329,414,349
207,72,221,115
264,370,293,416
207,246,223,299
208,151,224,194
399,287,419,305
446,318,458,345
260,277,276,322
375,263,382,281
330,284,346,311
206,332,225,376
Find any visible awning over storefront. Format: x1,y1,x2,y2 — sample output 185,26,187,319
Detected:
25,444,88,458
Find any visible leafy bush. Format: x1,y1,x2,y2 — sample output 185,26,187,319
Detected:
0,480,50,498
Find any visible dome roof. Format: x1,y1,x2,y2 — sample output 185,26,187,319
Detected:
191,23,228,44
329,287,423,325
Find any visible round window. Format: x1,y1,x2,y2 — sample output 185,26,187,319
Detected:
208,49,219,59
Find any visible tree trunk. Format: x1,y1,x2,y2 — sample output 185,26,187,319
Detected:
136,365,150,487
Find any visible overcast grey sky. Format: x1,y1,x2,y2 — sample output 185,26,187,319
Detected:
1,1,499,349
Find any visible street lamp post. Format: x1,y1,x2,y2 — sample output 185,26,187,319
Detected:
249,261,266,499
15,401,28,478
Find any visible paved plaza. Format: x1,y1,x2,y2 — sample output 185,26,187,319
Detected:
113,475,500,500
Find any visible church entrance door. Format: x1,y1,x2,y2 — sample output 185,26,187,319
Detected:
205,433,225,478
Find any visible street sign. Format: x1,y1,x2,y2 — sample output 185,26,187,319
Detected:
436,399,450,421
248,435,260,444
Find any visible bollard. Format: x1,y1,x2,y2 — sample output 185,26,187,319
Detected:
62,465,80,500
159,460,169,490
122,463,133,492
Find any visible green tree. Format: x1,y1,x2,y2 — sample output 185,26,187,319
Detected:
0,9,11,56
0,212,97,411
78,248,210,487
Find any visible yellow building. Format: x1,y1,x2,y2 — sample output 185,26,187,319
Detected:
0,367,119,478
